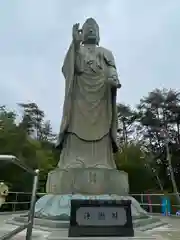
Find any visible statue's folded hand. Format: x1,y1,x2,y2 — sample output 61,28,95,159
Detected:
107,76,121,89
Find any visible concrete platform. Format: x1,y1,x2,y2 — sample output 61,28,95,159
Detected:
0,214,50,240
0,213,180,239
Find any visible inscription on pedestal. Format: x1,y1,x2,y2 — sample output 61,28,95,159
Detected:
89,171,96,184
76,206,127,226
46,168,129,195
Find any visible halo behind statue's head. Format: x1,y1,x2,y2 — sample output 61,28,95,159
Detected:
82,18,100,45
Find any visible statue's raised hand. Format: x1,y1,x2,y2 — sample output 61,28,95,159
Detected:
72,23,82,47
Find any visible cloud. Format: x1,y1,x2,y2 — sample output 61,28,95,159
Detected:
0,0,180,131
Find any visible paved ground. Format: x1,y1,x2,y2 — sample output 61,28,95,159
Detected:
146,216,180,240
0,213,180,239
0,214,50,239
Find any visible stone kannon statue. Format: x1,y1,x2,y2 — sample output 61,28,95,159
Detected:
45,18,128,196
56,18,121,170
34,19,162,229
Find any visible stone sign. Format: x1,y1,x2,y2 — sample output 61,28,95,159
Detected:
68,199,134,237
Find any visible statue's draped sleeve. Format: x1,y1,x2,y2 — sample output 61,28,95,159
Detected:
102,48,120,152
56,42,75,150
103,48,120,86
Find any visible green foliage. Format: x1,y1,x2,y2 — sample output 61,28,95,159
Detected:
117,88,180,200
115,143,156,193
0,104,58,193
1,88,180,197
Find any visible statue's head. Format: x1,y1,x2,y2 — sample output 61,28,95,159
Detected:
82,18,100,45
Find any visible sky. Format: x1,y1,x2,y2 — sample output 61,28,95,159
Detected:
0,0,180,132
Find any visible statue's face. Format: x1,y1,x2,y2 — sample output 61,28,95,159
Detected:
82,20,99,44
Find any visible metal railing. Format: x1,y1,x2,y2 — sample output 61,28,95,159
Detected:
131,193,180,215
0,192,45,213
2,191,180,216
0,155,39,240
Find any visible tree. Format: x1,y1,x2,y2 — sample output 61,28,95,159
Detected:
0,104,58,193
117,103,138,145
1,86,180,205
18,103,45,140
137,88,180,197
115,143,157,193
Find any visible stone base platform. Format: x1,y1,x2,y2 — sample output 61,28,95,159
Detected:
4,168,167,239
34,194,147,220
2,218,165,240
6,194,166,233
9,214,166,232
5,194,168,239
46,168,129,195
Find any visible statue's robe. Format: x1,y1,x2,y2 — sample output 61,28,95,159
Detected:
56,42,120,169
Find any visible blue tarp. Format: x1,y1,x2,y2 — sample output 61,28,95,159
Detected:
161,196,171,215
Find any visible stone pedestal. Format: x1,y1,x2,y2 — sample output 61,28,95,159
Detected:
6,168,166,233
46,168,129,195
9,194,166,233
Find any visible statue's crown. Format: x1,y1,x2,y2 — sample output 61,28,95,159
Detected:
83,18,99,29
